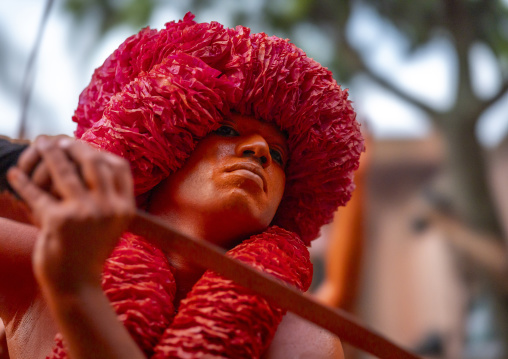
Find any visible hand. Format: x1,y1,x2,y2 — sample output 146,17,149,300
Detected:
16,134,71,195
7,136,135,293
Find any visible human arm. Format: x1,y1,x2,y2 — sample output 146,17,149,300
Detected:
314,144,369,310
8,137,146,359
314,183,365,309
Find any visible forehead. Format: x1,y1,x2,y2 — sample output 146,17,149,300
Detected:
226,113,288,144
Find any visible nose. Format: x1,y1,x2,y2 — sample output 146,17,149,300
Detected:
235,134,271,168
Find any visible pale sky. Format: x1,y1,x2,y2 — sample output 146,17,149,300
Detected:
0,1,506,146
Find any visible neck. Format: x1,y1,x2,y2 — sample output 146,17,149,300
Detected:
148,201,261,250
145,191,269,300
145,205,249,301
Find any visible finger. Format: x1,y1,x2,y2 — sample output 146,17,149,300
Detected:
61,140,114,194
17,139,44,175
64,141,133,198
90,160,117,195
108,155,134,198
37,141,86,199
31,162,52,191
7,167,55,213
31,163,61,198
17,135,74,176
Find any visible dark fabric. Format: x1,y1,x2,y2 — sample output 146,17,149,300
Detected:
0,138,28,193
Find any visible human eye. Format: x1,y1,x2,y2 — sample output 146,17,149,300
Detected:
214,125,239,137
270,148,285,167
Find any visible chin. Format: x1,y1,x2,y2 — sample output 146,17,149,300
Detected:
208,190,275,242
226,187,273,217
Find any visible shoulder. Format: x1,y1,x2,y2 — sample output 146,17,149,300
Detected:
263,312,344,359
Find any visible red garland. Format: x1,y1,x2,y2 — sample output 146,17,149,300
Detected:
49,12,363,358
153,227,311,358
48,228,311,358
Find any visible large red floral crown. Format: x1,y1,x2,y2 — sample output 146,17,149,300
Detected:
74,12,364,245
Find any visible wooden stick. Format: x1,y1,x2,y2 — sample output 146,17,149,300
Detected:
128,210,421,359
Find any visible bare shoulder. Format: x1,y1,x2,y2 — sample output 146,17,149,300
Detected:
263,312,345,359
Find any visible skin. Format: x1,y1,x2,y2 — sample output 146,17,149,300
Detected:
5,136,138,359
0,115,343,358
148,113,288,249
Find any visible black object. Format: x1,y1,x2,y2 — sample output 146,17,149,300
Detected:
0,138,28,193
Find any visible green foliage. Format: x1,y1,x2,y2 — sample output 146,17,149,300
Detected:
59,0,508,97
366,0,508,57
259,0,506,71
364,0,445,47
62,0,157,33
265,0,350,28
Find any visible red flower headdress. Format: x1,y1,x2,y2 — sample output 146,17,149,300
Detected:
74,13,363,245
50,13,363,358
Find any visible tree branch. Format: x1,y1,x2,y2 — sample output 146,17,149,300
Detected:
477,80,508,116
364,65,442,120
339,32,442,122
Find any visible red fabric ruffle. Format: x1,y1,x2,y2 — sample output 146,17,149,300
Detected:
49,228,311,359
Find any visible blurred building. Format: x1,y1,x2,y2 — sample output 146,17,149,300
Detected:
358,132,465,358
340,131,508,358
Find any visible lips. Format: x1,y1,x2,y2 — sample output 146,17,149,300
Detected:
225,162,267,192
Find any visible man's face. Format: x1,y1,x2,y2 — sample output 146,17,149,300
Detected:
149,113,288,247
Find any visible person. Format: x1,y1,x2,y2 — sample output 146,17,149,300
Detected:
0,13,363,359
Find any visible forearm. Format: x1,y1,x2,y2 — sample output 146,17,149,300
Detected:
315,179,365,309
43,283,146,359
